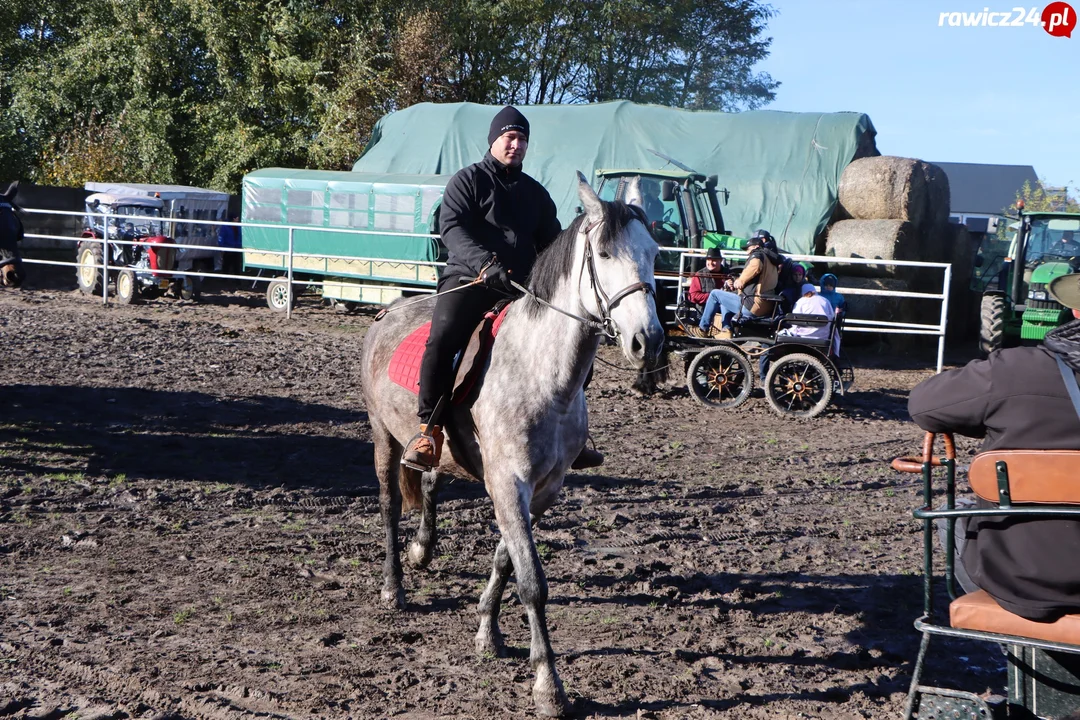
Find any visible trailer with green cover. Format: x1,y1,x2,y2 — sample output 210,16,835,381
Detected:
241,168,448,310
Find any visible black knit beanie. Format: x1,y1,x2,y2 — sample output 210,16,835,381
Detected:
488,106,530,146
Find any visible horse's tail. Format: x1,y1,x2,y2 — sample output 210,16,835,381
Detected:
399,465,423,513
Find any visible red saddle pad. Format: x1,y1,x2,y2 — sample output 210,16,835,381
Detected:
387,321,433,394
387,305,510,400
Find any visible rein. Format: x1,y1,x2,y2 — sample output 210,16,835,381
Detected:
514,217,654,340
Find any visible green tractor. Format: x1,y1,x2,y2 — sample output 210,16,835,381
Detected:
975,207,1080,354
594,158,736,332
594,160,736,271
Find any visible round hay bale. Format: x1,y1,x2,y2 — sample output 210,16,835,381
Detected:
922,162,951,232
839,276,913,323
825,219,919,278
838,156,928,227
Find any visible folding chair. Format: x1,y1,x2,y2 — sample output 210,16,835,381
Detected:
893,432,1080,719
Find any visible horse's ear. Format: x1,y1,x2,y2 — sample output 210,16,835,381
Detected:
623,176,643,209
577,171,603,221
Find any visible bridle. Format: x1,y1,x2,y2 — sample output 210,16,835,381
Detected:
515,212,655,340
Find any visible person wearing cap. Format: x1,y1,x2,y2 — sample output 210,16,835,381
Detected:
907,273,1080,622
404,106,603,471
777,283,834,341
690,229,780,339
686,247,729,306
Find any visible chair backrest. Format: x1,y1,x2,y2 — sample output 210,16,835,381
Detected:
968,450,1080,504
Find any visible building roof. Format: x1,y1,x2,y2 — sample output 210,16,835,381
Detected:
930,161,1039,216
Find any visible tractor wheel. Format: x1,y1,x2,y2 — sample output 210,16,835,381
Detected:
979,294,1006,355
765,353,833,419
76,241,103,296
685,345,754,409
266,279,294,312
115,269,138,305
180,276,202,301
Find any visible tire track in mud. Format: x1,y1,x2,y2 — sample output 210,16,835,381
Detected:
3,634,295,720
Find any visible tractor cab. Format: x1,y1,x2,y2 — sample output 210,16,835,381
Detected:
975,208,1080,353
595,167,730,257
83,193,167,242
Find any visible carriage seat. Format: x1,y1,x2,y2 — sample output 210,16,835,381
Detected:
731,293,785,336
950,590,1080,645
946,449,1080,646
895,438,1080,720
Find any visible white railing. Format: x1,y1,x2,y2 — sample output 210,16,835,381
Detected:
20,207,952,369
673,249,952,373
21,208,448,320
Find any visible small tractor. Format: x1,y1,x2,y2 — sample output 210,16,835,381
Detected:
75,193,183,303
975,203,1080,354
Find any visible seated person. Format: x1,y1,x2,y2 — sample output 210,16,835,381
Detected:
686,247,729,308
689,230,780,339
641,179,665,226
907,272,1080,622
778,261,808,313
818,273,846,315
777,283,839,355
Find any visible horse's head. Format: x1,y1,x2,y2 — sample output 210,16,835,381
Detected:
574,172,664,368
0,183,26,288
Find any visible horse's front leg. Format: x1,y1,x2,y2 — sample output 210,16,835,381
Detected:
491,484,570,718
407,469,441,567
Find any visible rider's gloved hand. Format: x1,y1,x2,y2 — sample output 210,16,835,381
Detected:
482,261,515,293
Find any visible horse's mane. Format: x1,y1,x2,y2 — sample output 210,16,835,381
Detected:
524,200,647,316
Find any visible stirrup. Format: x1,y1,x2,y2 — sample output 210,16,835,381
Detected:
401,425,443,472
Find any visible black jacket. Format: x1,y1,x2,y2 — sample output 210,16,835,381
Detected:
909,320,1080,620
438,152,561,283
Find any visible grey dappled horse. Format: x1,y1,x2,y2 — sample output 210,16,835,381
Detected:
0,182,26,288
359,174,664,717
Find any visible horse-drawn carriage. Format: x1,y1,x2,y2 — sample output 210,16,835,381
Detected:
668,255,855,419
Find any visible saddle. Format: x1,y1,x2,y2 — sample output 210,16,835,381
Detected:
388,301,512,406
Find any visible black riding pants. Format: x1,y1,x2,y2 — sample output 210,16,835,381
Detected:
417,277,507,423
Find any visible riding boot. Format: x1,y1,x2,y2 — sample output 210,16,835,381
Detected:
402,424,444,471
571,436,604,470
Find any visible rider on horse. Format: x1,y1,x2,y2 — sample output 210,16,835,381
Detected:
403,106,605,471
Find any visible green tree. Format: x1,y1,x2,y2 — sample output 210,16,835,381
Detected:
0,0,779,190
1010,179,1080,213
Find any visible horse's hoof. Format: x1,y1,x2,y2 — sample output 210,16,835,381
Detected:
474,628,504,658
533,684,571,718
380,585,405,610
407,541,431,568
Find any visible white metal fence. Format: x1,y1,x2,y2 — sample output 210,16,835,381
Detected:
672,249,952,373
20,207,952,371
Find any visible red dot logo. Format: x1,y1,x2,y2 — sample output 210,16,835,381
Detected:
1043,1,1076,36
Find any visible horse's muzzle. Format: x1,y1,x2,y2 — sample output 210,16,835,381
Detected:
629,325,665,367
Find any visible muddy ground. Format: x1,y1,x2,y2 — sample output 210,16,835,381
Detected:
1,273,1000,719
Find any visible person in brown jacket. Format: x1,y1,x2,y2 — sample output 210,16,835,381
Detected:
908,273,1080,622
690,229,780,339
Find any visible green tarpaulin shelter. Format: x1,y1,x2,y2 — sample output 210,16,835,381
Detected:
354,101,877,254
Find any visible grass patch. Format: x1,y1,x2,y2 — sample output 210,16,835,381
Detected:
45,472,86,483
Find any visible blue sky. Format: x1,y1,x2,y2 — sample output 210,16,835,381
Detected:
757,0,1080,190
